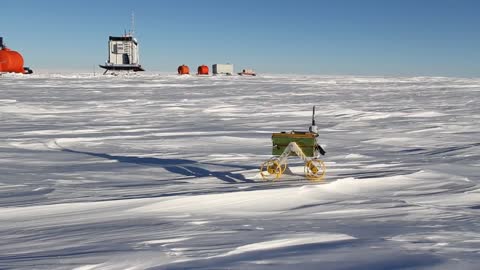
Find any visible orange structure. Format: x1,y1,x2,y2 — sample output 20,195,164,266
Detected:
0,38,30,74
178,65,190,75
197,65,209,75
0,48,25,74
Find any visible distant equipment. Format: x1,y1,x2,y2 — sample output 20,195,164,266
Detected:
260,106,327,181
178,65,190,75
99,14,145,74
0,37,33,74
238,68,256,76
212,64,233,75
197,65,209,75
23,67,33,74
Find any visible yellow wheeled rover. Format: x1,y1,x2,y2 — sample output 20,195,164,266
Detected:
260,106,327,181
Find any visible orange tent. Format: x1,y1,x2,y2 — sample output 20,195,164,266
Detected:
197,65,209,75
178,65,190,75
0,48,25,74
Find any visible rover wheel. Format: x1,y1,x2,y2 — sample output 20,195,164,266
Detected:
304,158,326,182
260,158,286,181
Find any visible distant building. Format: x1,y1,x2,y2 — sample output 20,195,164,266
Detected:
212,64,234,75
99,35,144,74
238,68,256,76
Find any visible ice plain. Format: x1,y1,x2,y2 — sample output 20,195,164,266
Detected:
0,73,479,269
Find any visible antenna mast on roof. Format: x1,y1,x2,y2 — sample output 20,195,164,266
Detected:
130,12,135,37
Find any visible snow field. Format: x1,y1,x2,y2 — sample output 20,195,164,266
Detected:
0,73,479,269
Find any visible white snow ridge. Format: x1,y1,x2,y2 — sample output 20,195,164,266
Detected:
0,73,479,269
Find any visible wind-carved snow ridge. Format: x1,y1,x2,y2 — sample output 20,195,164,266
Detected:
0,74,479,269
220,233,356,257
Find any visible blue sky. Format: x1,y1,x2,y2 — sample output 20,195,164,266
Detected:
1,0,479,76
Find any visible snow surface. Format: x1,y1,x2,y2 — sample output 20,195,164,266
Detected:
0,73,479,269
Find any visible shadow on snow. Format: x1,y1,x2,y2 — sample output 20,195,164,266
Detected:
59,147,256,184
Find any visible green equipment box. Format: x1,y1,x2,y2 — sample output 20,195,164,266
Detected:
272,132,317,157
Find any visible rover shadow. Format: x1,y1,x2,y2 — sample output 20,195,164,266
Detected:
60,148,255,183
